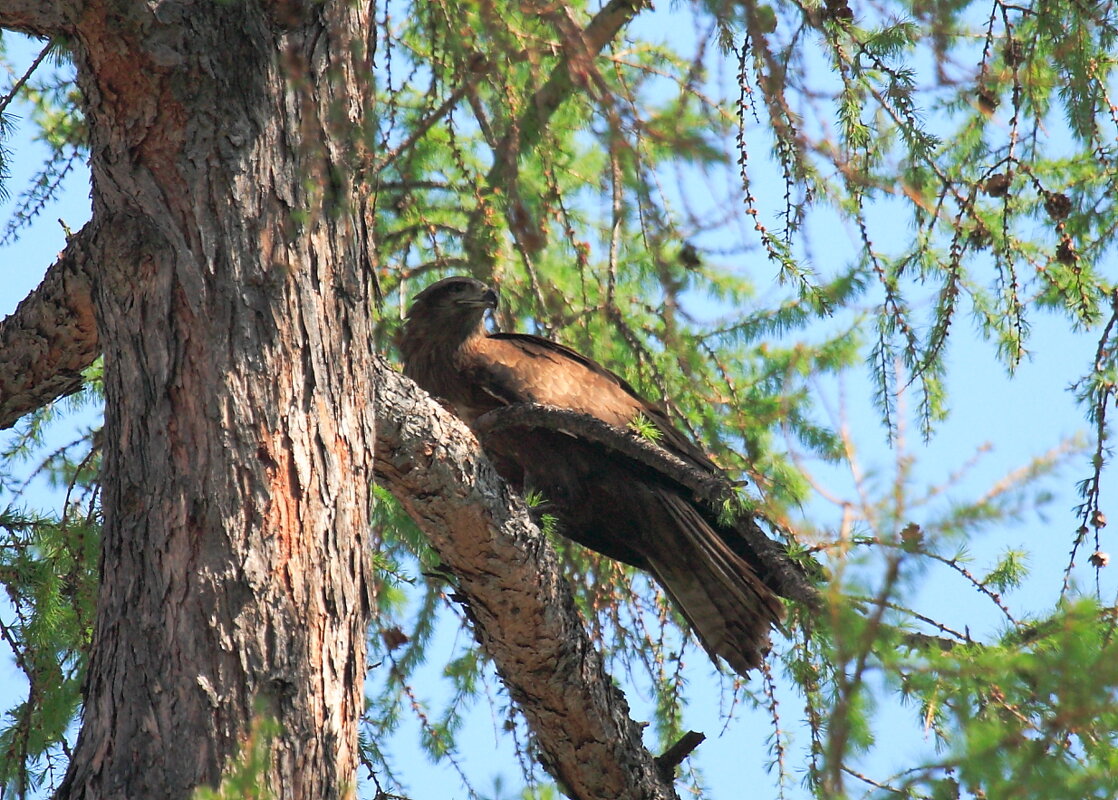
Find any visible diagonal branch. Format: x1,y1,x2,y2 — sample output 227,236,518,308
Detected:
465,0,650,272
373,362,679,800
504,0,647,165
0,220,99,430
0,2,75,37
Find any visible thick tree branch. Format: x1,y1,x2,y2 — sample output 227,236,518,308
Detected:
0,1,74,37
0,221,99,430
373,360,679,800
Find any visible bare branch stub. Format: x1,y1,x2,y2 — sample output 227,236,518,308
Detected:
655,730,707,780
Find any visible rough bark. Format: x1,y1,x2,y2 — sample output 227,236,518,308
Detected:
54,1,377,797
374,362,679,800
0,1,74,38
0,222,97,431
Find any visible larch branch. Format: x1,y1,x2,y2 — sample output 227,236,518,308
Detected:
465,0,650,272
373,362,679,800
0,221,99,430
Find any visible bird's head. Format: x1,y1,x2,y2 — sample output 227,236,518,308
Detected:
400,276,499,352
409,276,498,314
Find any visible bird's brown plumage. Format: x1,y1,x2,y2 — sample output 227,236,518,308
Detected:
399,275,790,676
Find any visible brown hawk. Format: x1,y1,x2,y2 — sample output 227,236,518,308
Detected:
399,276,811,676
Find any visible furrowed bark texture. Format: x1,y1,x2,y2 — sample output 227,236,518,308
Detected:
56,2,376,797
0,1,73,37
0,223,98,431
374,362,679,800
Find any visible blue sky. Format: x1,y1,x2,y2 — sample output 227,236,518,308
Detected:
2,19,1115,799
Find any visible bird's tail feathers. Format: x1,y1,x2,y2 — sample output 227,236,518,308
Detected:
646,492,784,676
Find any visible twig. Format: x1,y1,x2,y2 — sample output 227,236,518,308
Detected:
370,78,474,174
0,39,53,117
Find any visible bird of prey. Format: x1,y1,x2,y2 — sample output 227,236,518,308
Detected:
399,275,807,676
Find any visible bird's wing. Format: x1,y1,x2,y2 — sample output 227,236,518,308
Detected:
472,333,719,473
482,418,784,674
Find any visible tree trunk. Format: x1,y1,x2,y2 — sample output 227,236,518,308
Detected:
54,1,377,797
1,3,688,798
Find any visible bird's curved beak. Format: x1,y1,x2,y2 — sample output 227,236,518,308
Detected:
459,286,499,309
